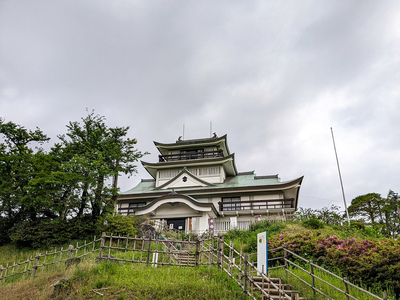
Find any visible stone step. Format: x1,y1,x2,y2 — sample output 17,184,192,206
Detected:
252,277,308,300
266,296,308,300
253,282,292,290
252,277,282,283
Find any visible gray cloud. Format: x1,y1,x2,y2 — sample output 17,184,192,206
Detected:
1,0,399,212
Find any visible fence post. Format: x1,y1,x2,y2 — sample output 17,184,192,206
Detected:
291,291,299,300
284,249,288,280
108,234,113,261
209,237,213,264
219,236,224,268
146,237,152,266
67,245,74,260
31,254,40,277
195,240,200,266
229,241,233,274
98,232,106,259
383,291,388,300
244,254,248,296
92,235,96,252
217,236,221,268
343,277,350,300
0,265,3,281
310,260,316,298
240,247,244,282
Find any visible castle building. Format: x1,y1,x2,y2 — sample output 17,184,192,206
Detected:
116,134,303,234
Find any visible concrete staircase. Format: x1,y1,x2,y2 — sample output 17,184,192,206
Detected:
252,277,308,300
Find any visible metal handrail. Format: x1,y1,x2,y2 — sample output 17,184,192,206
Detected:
268,247,387,300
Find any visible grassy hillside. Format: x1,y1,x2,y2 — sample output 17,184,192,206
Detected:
0,259,247,300
0,220,395,299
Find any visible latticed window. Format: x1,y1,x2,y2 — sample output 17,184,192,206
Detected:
159,169,181,179
189,167,221,176
221,197,241,211
199,167,220,176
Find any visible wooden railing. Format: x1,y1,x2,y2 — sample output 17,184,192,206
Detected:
212,236,293,300
250,247,390,300
0,234,390,300
218,198,294,212
159,149,223,162
0,236,100,282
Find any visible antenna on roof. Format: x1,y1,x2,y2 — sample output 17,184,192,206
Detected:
210,121,212,138
183,124,185,140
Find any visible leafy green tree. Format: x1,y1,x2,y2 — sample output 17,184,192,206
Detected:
1,112,146,247
55,111,146,224
348,193,385,225
0,119,50,243
381,190,400,237
316,205,343,225
348,191,400,237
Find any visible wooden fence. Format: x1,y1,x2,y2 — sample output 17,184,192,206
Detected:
265,247,389,300
212,237,390,300
0,236,101,282
0,234,391,300
96,232,215,267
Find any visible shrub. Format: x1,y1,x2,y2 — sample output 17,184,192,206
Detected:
9,219,74,248
268,231,400,297
302,216,324,229
98,214,143,237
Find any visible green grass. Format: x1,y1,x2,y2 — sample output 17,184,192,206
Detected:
0,220,392,299
0,258,249,300
0,244,38,266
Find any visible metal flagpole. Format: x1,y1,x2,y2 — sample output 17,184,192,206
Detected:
330,127,351,225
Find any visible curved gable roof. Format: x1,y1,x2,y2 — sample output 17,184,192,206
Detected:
132,193,219,217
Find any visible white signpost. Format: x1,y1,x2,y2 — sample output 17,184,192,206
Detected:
230,217,237,229
257,231,268,274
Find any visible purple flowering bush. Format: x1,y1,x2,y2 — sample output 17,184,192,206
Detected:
268,231,400,296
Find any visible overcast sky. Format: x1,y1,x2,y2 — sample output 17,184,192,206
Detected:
1,1,399,212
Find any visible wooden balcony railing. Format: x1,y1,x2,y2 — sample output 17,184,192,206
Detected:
218,198,294,212
159,149,223,162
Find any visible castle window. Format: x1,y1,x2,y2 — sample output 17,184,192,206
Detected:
180,148,204,160
199,167,220,176
159,169,181,179
221,197,241,211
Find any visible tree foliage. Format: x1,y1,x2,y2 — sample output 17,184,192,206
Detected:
296,192,400,238
348,193,384,224
348,192,400,237
0,112,146,247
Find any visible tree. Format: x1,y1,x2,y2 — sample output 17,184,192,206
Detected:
0,119,50,243
348,193,385,224
316,205,343,225
381,190,400,237
0,112,146,247
348,191,400,237
55,111,147,224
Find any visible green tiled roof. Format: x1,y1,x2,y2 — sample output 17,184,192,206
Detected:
121,172,290,195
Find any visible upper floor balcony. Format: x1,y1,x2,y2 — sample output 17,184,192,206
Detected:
218,198,294,212
159,149,223,162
